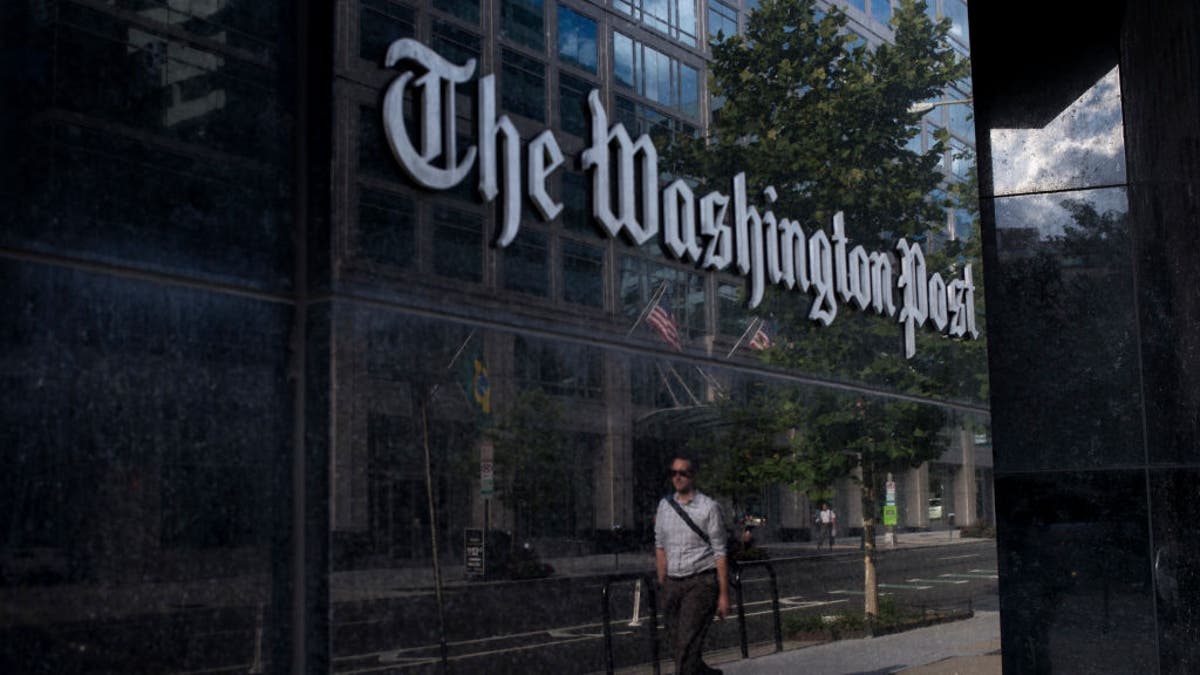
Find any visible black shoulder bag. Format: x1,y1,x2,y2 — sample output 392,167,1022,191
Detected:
667,497,710,544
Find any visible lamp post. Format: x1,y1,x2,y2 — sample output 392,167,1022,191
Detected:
907,97,974,115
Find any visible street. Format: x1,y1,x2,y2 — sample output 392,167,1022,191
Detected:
327,539,998,675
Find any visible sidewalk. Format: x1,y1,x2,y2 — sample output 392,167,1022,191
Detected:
609,604,1001,675
715,607,1000,675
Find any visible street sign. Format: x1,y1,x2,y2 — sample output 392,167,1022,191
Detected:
465,529,485,578
883,504,898,527
480,440,495,496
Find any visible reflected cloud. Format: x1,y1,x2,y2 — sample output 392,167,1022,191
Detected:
994,187,1128,241
991,67,1125,196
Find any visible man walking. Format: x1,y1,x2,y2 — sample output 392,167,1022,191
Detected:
655,456,729,675
816,502,837,551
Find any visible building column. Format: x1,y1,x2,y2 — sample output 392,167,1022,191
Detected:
904,464,930,529
952,427,977,527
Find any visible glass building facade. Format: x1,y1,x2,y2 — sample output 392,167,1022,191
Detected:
2,1,994,673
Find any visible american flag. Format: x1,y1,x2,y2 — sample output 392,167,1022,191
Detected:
646,292,682,352
748,321,772,351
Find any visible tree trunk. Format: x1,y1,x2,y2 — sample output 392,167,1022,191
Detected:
862,461,879,618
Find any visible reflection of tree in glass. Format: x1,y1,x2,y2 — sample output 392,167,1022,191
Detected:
485,389,570,548
990,199,1141,469
690,380,947,618
669,1,973,616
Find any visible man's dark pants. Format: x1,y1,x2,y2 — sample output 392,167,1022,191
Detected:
662,570,718,675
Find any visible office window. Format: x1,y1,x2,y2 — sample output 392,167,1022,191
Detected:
871,0,891,25
948,98,974,140
503,230,549,296
945,0,968,45
562,171,593,233
432,20,481,65
562,240,604,307
612,33,700,117
613,0,698,46
615,96,697,147
433,205,483,282
708,0,737,42
557,5,597,72
923,0,937,21
619,258,705,336
718,282,749,336
950,138,970,179
502,49,546,121
432,0,480,23
357,188,416,269
513,336,603,398
849,0,867,12
502,0,545,51
560,73,594,137
360,0,415,60
904,125,923,154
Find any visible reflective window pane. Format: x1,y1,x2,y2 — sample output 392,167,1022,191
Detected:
503,229,549,296
502,0,545,51
501,48,546,121
557,5,597,73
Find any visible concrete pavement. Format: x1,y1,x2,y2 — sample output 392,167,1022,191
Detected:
714,607,1001,675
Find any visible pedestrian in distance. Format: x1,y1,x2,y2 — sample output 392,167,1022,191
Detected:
655,456,729,675
816,502,837,551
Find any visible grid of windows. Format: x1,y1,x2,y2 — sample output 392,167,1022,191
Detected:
615,96,697,147
613,32,699,118
514,336,604,398
619,257,705,339
557,5,598,72
613,0,698,47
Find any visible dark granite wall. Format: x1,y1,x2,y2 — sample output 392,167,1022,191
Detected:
970,1,1200,672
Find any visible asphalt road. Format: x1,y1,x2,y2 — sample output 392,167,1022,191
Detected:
329,540,999,675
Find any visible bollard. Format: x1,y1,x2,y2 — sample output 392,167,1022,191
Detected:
628,578,643,627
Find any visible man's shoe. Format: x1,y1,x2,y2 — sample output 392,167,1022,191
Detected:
699,667,723,675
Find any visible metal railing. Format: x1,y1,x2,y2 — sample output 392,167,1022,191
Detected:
601,572,660,675
732,560,784,657
600,562,787,674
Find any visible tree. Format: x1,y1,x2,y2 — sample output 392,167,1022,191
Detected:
485,389,570,548
671,0,970,617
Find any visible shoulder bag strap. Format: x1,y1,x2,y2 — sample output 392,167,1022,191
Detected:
667,497,711,545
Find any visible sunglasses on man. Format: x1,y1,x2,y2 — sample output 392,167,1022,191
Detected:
670,469,692,478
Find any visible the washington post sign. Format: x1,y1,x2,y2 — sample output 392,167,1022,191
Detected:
380,39,980,358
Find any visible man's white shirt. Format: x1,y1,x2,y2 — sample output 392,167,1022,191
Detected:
655,492,727,578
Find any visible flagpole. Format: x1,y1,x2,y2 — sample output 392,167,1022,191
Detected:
725,317,762,359
626,280,669,337
654,362,682,407
665,364,701,405
446,328,477,370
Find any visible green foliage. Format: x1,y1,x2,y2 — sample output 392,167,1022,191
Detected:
484,389,569,542
669,6,973,614
671,0,967,242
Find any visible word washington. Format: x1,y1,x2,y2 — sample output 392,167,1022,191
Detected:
381,39,979,358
